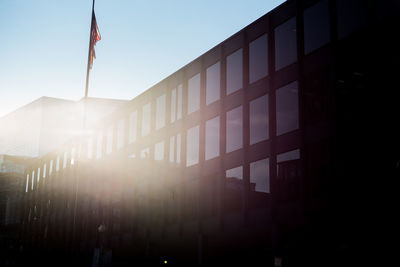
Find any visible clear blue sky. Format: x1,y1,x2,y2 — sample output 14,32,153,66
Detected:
0,0,285,117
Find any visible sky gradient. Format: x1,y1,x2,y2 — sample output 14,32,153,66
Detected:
0,0,285,117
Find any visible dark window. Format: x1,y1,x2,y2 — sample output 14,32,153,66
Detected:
188,73,200,114
336,0,367,39
277,149,301,202
249,34,268,83
227,49,243,95
205,116,220,160
303,0,330,54
226,106,243,153
225,166,244,213
250,94,269,145
276,81,299,135
275,17,297,70
206,62,221,105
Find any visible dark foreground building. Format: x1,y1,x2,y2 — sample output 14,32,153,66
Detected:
14,0,400,266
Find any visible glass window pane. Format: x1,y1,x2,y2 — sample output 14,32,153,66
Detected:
171,88,176,123
156,94,166,130
303,0,330,54
249,34,268,83
205,116,220,160
142,103,151,136
155,141,164,161
227,49,243,95
186,125,199,167
250,94,269,145
169,136,175,162
276,81,299,135
25,174,29,192
177,133,181,163
63,152,67,168
43,163,47,178
31,171,35,190
56,156,60,171
117,119,125,149
188,74,201,114
140,147,150,159
226,106,243,153
177,85,183,120
275,17,297,70
49,160,53,175
250,158,270,193
129,111,137,143
206,62,220,105
71,148,75,165
106,126,113,154
226,166,243,180
37,168,41,184
337,0,367,39
96,132,103,159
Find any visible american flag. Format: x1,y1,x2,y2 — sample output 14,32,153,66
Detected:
89,11,101,69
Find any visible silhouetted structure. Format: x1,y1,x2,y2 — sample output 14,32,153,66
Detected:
16,1,400,266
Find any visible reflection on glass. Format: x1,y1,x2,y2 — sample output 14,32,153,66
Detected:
37,168,41,184
303,0,330,54
275,17,297,70
25,174,29,192
117,119,125,149
63,152,68,168
56,156,60,171
169,136,175,162
276,81,299,135
249,34,268,83
250,94,269,145
140,147,150,159
106,126,113,154
142,103,151,136
250,158,270,193
49,160,53,175
155,141,164,161
337,0,367,39
277,149,300,177
226,106,243,153
206,62,220,105
177,84,183,120
129,111,137,143
205,116,220,160
70,148,75,165
31,171,35,190
227,49,243,95
156,94,166,130
171,88,176,123
43,163,46,178
186,125,199,166
177,133,181,163
96,132,103,159
226,166,243,180
188,73,200,114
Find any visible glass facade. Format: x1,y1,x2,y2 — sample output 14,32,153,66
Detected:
275,17,297,70
226,49,243,95
188,74,201,114
186,125,200,166
249,34,268,83
276,81,299,136
156,94,166,130
250,94,269,145
206,61,221,105
303,0,330,54
226,106,243,153
205,116,220,160
250,158,270,193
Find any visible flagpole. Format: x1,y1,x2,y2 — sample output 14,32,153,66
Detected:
84,0,95,98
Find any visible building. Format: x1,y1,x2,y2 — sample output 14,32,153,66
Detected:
0,96,127,158
18,0,400,266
